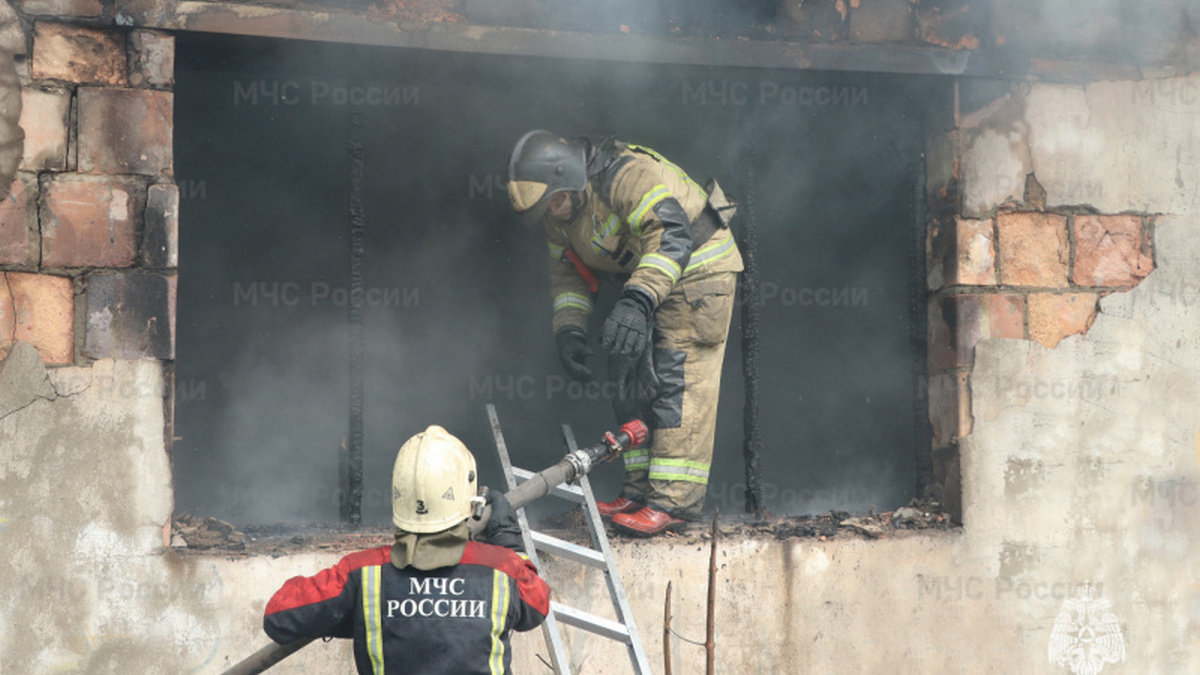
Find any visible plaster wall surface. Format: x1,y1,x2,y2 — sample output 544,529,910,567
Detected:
4,73,1200,674
961,74,1200,217
964,215,1200,673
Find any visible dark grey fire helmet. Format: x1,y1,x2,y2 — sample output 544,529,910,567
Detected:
507,130,587,224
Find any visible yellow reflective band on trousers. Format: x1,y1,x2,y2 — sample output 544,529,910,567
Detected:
684,236,736,273
629,184,671,237
362,566,385,674
554,291,592,313
623,448,650,472
488,569,512,675
638,252,682,283
648,458,711,485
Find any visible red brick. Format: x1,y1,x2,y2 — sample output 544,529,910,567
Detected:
167,274,176,346
930,293,1025,369
926,218,951,291
41,174,144,269
19,86,70,172
0,172,39,266
916,0,986,50
83,271,174,360
1027,292,1099,348
128,30,174,88
927,295,955,370
956,293,1024,364
31,22,126,85
928,369,971,448
0,74,21,183
953,217,995,285
77,87,173,175
1072,214,1154,287
141,183,178,268
0,272,74,365
18,0,103,17
997,212,1069,287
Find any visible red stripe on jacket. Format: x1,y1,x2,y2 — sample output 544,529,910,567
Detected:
264,545,391,615
264,540,549,618
461,541,552,616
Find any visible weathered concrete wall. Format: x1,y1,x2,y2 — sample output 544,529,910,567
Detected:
0,343,179,672
964,219,1200,673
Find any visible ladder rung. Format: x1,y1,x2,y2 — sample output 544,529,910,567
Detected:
487,408,651,675
550,602,632,643
530,531,606,568
512,467,586,504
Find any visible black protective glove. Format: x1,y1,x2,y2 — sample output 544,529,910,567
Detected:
608,347,658,423
480,489,525,553
555,327,594,382
602,286,655,359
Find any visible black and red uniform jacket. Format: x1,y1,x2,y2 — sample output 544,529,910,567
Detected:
263,541,551,675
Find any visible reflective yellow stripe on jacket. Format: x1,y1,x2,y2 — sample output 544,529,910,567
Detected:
629,184,671,237
488,569,512,675
684,235,737,274
362,566,385,674
638,252,682,284
554,291,593,313
552,288,590,312
591,213,620,253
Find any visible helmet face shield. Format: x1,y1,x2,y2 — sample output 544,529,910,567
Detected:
508,180,548,213
507,130,587,225
507,179,551,225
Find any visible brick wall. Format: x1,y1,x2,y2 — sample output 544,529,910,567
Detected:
0,17,176,365
925,133,1156,520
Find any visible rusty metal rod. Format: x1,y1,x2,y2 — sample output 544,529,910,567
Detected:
706,510,718,675
344,111,365,525
663,581,674,675
738,143,765,518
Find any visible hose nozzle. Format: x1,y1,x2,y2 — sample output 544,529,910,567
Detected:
601,419,648,457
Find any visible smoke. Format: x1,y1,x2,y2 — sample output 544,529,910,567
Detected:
171,29,956,528
987,0,1197,65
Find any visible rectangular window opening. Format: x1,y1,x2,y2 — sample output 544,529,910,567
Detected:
171,33,952,540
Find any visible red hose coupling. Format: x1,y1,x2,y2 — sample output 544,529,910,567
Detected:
618,419,649,448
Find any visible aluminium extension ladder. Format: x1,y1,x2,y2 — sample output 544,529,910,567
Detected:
485,404,652,675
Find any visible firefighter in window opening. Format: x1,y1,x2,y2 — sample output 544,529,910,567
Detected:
262,425,550,674
507,130,743,536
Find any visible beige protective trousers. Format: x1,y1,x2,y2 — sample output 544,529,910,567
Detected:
618,260,739,519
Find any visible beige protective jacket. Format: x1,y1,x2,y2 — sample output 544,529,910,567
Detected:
544,140,743,334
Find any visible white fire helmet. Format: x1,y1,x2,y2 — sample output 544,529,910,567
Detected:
391,425,478,533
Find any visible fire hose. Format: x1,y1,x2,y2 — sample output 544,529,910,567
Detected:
220,419,649,675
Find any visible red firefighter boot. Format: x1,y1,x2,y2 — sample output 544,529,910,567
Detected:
596,497,642,518
612,506,685,535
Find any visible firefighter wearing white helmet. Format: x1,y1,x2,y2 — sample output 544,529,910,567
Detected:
508,130,743,536
391,424,479,534
263,425,550,675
